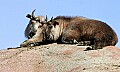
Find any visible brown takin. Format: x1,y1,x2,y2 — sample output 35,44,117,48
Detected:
20,10,48,47
45,16,118,50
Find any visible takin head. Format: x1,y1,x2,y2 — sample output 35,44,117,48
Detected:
24,9,48,39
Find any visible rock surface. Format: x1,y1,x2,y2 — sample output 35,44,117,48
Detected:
0,44,120,72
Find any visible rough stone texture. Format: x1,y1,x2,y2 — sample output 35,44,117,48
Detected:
0,44,120,72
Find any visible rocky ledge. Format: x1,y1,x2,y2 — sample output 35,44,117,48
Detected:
0,44,120,72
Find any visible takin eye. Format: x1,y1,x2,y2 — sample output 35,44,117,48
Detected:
53,21,59,28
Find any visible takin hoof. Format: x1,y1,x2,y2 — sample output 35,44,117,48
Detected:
20,42,33,47
84,46,93,51
20,42,40,47
20,43,28,47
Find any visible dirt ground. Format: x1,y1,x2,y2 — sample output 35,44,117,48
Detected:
0,44,120,72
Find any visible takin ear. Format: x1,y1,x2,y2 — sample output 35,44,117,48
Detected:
26,14,32,19
53,21,59,27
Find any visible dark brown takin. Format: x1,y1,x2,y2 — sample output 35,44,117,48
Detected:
45,16,118,50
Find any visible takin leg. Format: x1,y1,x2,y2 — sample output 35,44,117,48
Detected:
60,29,81,44
85,33,106,50
60,36,92,46
60,38,79,44
91,32,116,50
77,41,91,46
20,36,43,47
20,38,40,47
84,39,104,51
20,29,44,47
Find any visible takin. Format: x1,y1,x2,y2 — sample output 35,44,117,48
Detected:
44,16,118,50
20,10,48,47
24,9,46,39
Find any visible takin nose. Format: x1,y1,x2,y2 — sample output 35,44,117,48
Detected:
45,34,53,40
45,34,50,39
46,35,49,39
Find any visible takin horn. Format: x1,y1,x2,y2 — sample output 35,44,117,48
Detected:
50,17,54,22
31,9,36,19
45,15,48,22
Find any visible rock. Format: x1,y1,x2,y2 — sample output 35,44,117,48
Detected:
0,44,120,72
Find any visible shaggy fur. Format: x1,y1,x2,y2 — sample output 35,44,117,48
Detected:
45,16,118,49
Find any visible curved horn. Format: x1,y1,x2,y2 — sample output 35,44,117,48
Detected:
50,17,53,21
45,15,48,22
31,9,36,19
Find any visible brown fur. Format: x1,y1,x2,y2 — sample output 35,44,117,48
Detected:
45,16,118,49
